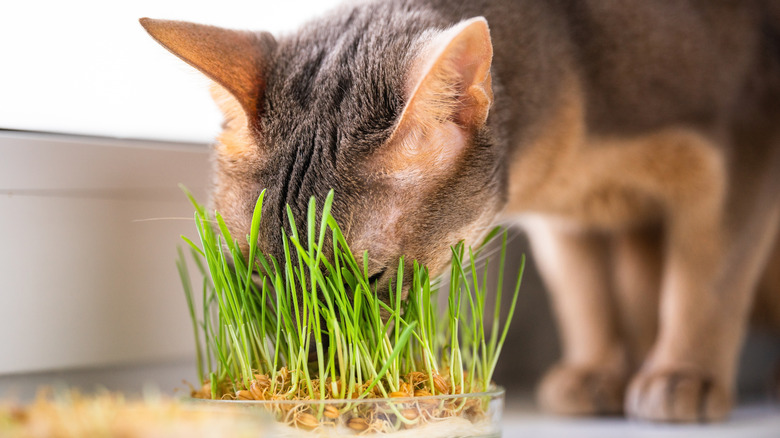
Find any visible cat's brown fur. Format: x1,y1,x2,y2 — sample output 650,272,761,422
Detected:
141,0,780,422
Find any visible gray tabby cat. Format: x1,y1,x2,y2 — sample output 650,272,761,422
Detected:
141,0,780,422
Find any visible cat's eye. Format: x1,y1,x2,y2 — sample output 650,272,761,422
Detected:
367,268,387,285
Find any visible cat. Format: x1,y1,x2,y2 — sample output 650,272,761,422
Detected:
140,0,780,422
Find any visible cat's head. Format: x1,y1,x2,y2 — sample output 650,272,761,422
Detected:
141,11,504,294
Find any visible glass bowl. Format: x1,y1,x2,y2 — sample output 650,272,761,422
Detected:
192,387,504,437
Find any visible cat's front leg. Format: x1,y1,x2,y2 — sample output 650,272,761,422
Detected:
625,217,732,422
611,226,663,371
626,168,780,422
525,218,628,416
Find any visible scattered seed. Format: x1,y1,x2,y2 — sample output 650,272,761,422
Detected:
323,405,339,419
401,408,419,421
295,412,319,430
347,417,369,432
249,382,265,400
253,374,271,385
432,375,449,394
236,390,253,400
389,391,409,398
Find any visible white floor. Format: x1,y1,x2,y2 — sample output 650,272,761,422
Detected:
503,403,780,438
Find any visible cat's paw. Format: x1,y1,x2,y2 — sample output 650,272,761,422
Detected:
537,364,627,416
625,369,731,422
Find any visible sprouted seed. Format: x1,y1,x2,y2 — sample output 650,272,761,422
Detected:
176,187,524,433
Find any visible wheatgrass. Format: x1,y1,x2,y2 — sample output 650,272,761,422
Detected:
177,187,523,434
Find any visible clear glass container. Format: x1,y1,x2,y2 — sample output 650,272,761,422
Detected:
194,387,504,437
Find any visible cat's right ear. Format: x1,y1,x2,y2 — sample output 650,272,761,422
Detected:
397,17,493,135
139,18,274,129
377,18,493,176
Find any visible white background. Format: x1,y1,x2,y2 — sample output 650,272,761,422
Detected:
0,0,342,143
0,1,340,375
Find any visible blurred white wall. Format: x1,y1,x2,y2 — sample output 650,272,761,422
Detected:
0,0,340,375
0,0,342,142
0,132,210,374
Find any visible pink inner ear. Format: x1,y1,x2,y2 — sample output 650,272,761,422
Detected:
380,121,469,184
377,18,492,181
392,17,493,144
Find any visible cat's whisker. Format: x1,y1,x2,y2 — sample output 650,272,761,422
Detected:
463,227,524,275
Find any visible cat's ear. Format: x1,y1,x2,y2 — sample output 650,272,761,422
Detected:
139,18,274,124
396,17,493,136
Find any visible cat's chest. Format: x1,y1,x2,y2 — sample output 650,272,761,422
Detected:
505,146,656,229
503,128,723,231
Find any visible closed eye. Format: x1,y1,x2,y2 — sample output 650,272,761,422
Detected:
367,268,387,285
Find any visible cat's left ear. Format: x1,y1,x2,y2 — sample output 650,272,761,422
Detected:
139,18,274,125
396,17,493,136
